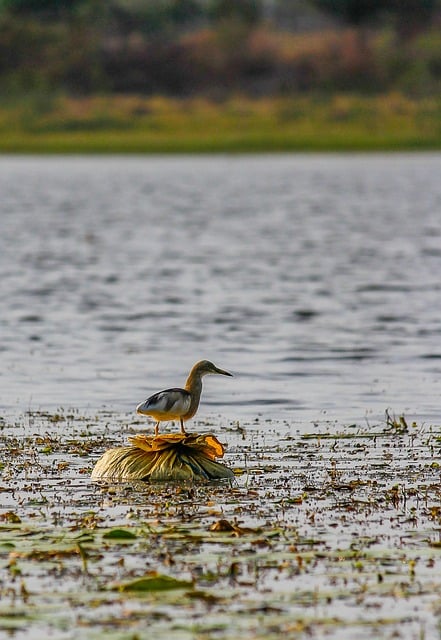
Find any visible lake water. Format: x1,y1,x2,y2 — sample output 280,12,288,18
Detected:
1,153,441,428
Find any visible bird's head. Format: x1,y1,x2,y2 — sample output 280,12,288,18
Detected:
192,360,233,378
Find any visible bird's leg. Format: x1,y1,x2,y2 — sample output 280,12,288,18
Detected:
154,422,159,437
180,419,187,435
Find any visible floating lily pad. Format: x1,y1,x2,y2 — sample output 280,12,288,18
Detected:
103,528,137,540
117,574,194,592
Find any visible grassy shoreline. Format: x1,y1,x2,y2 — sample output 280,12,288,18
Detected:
1,93,441,153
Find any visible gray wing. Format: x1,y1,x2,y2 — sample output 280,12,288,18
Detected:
137,387,191,416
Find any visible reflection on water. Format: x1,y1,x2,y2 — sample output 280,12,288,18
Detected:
1,154,441,426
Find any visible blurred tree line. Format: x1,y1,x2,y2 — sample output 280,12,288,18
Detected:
1,0,441,96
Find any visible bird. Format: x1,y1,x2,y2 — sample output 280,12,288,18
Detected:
136,360,233,436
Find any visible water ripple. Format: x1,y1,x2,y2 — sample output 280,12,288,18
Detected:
1,154,441,424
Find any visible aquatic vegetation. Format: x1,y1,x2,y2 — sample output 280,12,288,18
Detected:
0,409,441,638
91,433,234,481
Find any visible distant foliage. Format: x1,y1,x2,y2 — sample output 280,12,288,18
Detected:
0,0,441,96
169,0,202,25
210,0,262,24
1,0,86,15
312,0,439,36
310,0,390,24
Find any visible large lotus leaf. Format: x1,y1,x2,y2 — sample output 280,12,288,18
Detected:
91,433,234,481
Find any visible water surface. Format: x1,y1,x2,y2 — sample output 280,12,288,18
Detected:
1,154,441,426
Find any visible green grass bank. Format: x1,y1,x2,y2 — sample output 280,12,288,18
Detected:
1,93,441,153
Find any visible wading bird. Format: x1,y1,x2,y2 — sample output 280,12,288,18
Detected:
136,360,233,436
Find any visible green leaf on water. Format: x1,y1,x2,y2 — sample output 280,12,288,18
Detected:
103,528,137,540
118,574,194,592
71,532,95,542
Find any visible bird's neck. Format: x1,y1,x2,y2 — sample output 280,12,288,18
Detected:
185,370,203,395
184,370,203,416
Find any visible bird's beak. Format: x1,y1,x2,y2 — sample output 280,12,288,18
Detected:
214,366,233,377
